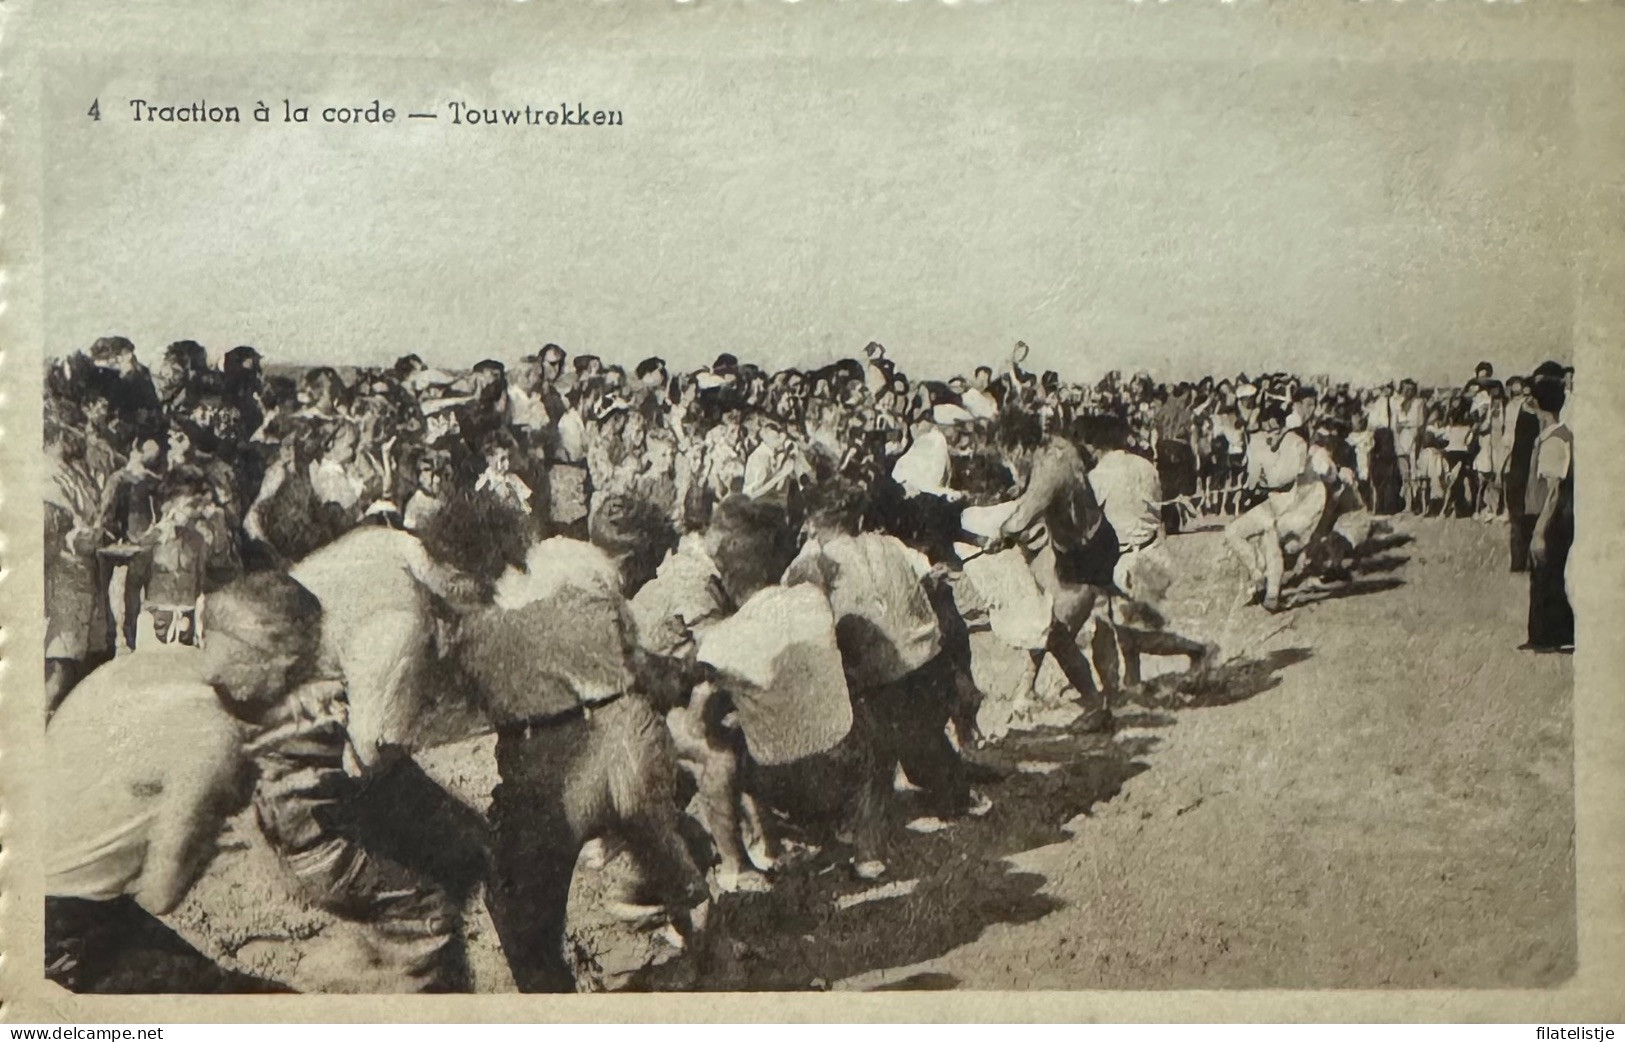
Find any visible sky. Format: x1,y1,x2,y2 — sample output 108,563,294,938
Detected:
39,4,1583,386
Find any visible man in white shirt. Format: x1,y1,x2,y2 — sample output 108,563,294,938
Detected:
630,495,807,895
1391,379,1426,512
1088,438,1162,556
892,414,957,497
741,419,801,502
505,355,551,433
473,530,709,992
1365,382,1395,433
959,366,1001,420
1225,406,1319,612
291,523,488,770
784,484,977,875
1084,417,1216,683
1523,374,1574,652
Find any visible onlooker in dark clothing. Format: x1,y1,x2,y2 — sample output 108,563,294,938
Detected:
87,336,164,450
1522,374,1574,652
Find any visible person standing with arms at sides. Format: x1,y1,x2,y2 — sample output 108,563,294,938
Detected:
96,438,163,654
1391,379,1426,514
1363,381,1400,515
1522,373,1574,653
1504,374,1544,572
142,477,212,646
1346,412,1376,512
1472,381,1507,521
506,354,551,435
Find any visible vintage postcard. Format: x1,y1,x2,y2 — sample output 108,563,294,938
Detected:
2,0,1623,1023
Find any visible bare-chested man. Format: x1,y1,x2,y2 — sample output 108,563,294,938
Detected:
985,409,1118,733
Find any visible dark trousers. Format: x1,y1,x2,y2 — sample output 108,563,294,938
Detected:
743,655,969,864
841,656,970,857
486,697,702,993
1370,449,1403,515
255,756,485,992
867,657,970,818
99,552,153,651
1509,513,1535,573
1527,515,1574,650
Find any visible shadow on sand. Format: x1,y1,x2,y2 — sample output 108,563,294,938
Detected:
693,645,1309,991
46,897,294,995
1288,576,1406,609
1129,646,1314,712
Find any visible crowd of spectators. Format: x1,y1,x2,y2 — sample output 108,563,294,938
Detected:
45,334,1576,710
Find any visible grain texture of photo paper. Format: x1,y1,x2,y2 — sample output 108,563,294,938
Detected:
1,0,1622,1024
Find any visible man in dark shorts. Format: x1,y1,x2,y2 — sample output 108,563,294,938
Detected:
988,410,1119,732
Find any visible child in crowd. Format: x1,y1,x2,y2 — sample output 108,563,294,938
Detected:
142,478,213,645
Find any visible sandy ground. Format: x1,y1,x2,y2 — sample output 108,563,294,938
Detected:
157,514,1575,991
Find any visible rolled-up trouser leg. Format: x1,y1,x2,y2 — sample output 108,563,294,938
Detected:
254,738,469,993
274,832,468,992
1087,613,1123,701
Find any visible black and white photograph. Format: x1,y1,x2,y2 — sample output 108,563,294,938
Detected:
2,0,1623,1021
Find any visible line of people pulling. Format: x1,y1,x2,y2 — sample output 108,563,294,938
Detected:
1221,389,1384,614
46,408,1218,995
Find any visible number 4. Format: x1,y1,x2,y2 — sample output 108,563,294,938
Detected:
88,98,100,121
